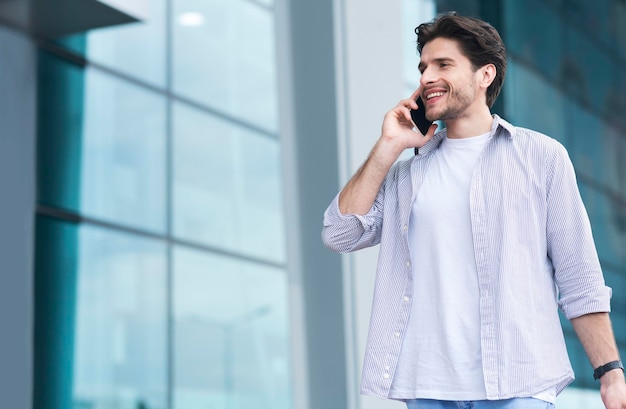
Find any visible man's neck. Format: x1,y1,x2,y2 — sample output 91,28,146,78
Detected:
444,107,494,139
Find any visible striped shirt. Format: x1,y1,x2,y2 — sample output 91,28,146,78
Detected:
322,115,612,400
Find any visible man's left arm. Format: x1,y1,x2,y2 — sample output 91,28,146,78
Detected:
571,312,626,409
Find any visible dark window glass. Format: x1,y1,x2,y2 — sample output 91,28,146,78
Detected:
504,0,563,84
563,26,613,113
34,217,168,409
578,182,626,271
504,60,567,146
608,0,626,61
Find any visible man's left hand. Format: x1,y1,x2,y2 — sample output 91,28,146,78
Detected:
601,369,626,409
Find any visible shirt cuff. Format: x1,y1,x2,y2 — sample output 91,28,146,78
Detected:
324,192,378,229
559,285,613,320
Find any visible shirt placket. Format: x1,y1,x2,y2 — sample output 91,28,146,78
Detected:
470,152,499,398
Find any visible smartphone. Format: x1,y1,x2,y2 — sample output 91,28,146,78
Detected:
410,96,433,135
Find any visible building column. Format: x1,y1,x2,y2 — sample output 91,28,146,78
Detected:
275,1,348,409
0,25,36,409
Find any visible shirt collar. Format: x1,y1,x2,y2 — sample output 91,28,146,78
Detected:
415,114,516,156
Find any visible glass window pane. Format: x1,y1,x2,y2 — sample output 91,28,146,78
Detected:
173,102,286,263
504,60,567,146
603,125,625,195
602,267,626,367
608,0,626,61
435,0,480,16
35,217,168,409
578,182,625,271
504,0,563,83
564,26,613,112
564,0,611,50
38,52,167,233
73,226,168,409
173,246,291,409
557,388,602,408
567,105,604,184
172,0,278,132
55,0,167,87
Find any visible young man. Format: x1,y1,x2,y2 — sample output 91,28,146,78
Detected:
322,12,626,409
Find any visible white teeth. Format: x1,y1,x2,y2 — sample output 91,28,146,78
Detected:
426,92,445,99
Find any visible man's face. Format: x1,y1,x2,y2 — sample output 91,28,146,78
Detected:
418,37,485,122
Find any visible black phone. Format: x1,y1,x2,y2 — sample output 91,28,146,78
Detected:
410,96,433,135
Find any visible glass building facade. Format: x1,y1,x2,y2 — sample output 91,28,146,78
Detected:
34,1,291,408
0,0,623,409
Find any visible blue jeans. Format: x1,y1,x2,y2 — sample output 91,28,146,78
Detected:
406,398,555,409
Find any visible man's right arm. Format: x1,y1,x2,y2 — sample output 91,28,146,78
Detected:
338,137,406,215
322,89,437,254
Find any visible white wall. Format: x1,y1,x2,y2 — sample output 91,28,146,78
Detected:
333,1,408,408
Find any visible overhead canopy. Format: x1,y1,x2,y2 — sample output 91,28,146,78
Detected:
0,0,147,38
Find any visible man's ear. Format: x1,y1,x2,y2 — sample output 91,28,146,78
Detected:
480,64,496,89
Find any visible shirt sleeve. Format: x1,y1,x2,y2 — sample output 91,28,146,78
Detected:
321,175,388,254
547,143,612,319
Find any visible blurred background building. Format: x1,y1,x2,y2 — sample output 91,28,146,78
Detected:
0,0,624,408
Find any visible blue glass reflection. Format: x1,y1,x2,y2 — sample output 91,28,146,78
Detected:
564,27,612,112
504,0,563,83
72,225,168,409
504,61,567,145
38,52,167,233
173,246,291,409
578,182,626,273
173,102,286,263
34,217,168,409
172,0,278,132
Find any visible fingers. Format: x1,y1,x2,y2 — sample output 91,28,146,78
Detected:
409,86,422,103
417,123,438,145
397,86,422,111
425,122,438,138
388,104,414,126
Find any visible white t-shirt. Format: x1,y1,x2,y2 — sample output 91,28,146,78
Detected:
389,132,555,403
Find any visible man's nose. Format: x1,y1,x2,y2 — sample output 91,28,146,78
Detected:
420,67,437,85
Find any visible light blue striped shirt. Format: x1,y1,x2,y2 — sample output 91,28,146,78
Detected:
322,115,612,400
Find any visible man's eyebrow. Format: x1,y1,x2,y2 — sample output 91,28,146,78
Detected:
418,57,455,70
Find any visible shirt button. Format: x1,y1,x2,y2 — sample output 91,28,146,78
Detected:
403,296,410,302
406,261,411,267
383,373,390,379
402,224,408,231
394,331,400,338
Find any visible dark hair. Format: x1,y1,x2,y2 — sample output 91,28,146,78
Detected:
415,12,507,108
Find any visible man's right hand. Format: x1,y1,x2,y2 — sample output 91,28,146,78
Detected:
379,87,438,156
337,89,438,215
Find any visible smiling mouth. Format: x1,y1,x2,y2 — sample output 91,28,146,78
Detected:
425,91,446,100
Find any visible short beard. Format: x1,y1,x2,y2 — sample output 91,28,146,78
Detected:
427,79,476,122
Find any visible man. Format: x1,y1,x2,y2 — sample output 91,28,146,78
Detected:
322,12,626,409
